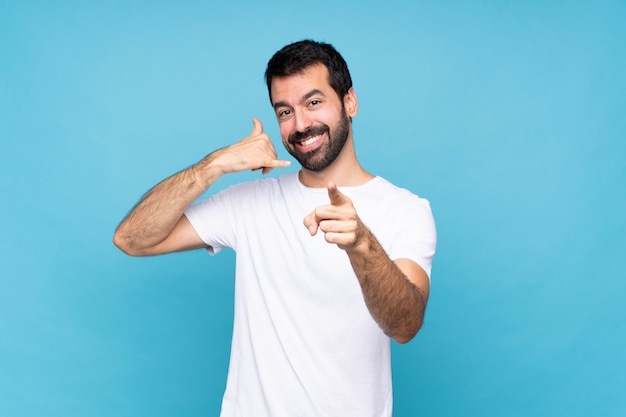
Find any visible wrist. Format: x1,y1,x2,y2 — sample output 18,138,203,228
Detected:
193,150,225,189
346,224,375,256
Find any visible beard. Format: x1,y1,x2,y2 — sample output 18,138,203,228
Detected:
286,107,351,172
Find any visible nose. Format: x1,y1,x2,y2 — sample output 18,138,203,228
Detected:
294,109,313,133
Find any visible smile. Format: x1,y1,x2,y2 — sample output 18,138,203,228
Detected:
288,124,330,147
299,135,322,146
294,132,327,153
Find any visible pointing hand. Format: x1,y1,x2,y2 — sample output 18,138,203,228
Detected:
303,182,367,252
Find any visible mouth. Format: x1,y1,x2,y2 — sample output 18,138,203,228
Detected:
294,132,326,152
299,134,322,146
289,125,329,152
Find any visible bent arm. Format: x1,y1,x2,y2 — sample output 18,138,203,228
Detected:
346,233,429,344
113,118,290,256
113,155,221,256
304,183,430,344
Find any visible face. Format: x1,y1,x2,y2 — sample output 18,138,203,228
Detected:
271,64,357,172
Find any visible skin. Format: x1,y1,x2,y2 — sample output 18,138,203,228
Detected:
112,117,289,256
113,63,429,343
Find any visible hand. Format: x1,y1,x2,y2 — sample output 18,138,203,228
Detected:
303,182,368,252
214,118,291,175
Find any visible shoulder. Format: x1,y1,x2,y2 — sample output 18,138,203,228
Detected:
185,172,299,231
362,177,431,209
220,171,298,196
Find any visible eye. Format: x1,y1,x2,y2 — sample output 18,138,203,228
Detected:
277,109,292,118
308,99,321,107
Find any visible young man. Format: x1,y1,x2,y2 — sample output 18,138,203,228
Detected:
114,40,436,417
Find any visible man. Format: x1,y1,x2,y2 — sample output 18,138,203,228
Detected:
114,40,436,417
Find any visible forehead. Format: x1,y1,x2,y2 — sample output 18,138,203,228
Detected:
270,64,334,105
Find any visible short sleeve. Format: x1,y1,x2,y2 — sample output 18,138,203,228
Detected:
184,187,239,255
387,197,437,278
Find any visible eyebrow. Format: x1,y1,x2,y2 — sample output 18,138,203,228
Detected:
273,89,326,110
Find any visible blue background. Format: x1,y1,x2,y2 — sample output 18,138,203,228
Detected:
1,1,625,416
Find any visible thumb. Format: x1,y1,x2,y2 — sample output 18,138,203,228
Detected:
250,117,264,137
303,211,319,236
327,181,349,206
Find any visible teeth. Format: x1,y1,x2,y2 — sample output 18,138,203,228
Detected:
300,135,320,146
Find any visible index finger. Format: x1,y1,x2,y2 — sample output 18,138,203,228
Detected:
327,181,350,206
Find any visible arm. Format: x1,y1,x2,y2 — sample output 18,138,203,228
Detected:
113,118,290,256
303,182,429,344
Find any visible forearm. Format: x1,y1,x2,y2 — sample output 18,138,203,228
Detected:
114,118,289,256
304,183,428,343
347,231,427,344
113,152,222,255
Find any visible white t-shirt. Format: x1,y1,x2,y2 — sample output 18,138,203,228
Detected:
185,172,436,417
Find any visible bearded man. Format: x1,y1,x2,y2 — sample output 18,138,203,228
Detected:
114,39,436,417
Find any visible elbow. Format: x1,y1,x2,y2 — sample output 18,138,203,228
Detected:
112,230,142,257
392,288,428,344
391,329,418,345
113,232,131,255
393,335,414,345
390,319,423,345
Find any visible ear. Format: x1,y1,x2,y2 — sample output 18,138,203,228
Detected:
343,87,358,118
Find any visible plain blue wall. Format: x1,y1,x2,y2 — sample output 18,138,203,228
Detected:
1,1,625,416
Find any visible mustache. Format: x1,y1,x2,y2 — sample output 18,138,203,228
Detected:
288,125,329,144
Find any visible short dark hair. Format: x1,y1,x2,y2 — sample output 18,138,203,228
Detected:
265,40,353,104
